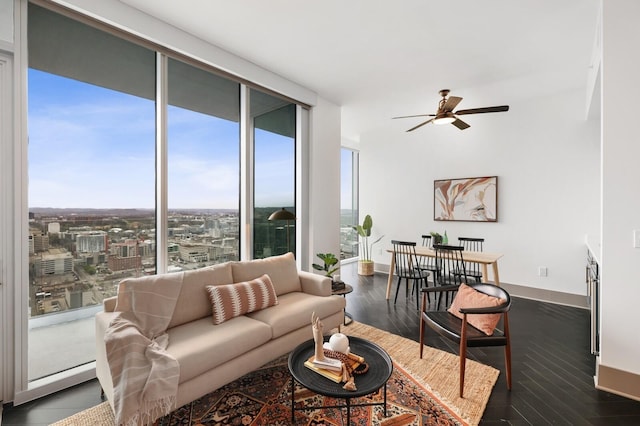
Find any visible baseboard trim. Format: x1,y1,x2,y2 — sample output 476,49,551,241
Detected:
499,282,588,309
374,264,588,309
596,361,640,402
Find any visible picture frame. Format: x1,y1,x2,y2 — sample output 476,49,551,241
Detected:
434,176,498,222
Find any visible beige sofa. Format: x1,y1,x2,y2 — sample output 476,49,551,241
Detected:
95,252,346,416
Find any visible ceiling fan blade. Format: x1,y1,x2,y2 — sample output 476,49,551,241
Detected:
452,118,470,130
442,96,463,112
407,118,435,132
392,113,436,119
455,105,509,115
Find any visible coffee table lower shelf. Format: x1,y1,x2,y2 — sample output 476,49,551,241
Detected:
288,336,393,424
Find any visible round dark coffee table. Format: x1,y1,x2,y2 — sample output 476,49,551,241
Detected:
288,335,393,424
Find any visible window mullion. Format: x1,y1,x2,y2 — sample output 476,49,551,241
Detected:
240,85,253,260
156,53,168,274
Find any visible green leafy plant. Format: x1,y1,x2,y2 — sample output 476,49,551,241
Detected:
430,231,448,244
430,231,443,244
312,252,340,278
353,214,384,262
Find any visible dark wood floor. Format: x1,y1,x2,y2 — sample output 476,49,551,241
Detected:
344,264,640,425
3,262,640,425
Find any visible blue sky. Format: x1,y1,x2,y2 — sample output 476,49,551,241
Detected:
28,69,294,209
340,148,354,209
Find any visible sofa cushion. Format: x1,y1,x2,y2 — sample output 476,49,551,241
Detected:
247,292,346,338
168,262,234,329
206,274,278,325
231,252,301,296
166,315,272,384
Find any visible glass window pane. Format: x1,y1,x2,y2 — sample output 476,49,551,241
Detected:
341,148,359,259
167,58,240,269
251,90,296,258
27,5,156,380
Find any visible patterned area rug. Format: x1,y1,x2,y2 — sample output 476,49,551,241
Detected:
51,321,499,425
154,355,463,426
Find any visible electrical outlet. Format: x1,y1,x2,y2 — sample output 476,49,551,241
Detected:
538,267,548,277
634,230,640,248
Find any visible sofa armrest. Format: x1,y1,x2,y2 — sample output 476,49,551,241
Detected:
103,296,117,312
299,270,331,296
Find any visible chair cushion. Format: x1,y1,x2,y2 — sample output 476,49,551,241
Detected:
206,274,278,325
447,283,505,335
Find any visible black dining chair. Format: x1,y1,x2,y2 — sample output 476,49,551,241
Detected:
420,282,512,398
419,234,440,281
458,237,485,283
391,240,429,310
432,244,468,309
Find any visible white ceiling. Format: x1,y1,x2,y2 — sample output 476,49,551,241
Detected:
120,0,600,140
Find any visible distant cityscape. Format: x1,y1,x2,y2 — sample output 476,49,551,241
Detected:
28,207,359,317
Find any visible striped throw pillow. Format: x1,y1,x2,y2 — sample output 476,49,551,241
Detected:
206,274,278,325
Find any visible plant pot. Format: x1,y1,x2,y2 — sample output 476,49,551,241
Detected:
358,260,374,276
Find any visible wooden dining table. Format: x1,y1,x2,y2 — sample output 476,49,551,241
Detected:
385,246,504,300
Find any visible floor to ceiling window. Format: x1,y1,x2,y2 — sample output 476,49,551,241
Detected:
167,58,240,269
340,148,359,260
251,89,296,258
27,4,156,381
20,3,303,401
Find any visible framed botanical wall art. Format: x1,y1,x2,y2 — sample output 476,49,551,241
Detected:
434,176,498,222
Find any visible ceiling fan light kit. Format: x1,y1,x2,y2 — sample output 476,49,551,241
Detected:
393,89,509,131
433,112,456,125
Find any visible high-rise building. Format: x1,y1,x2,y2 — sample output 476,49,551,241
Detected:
32,233,49,253
108,239,142,272
76,231,107,253
178,243,209,263
33,249,73,276
107,254,141,272
47,222,61,234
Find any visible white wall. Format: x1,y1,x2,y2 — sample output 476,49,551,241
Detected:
600,0,640,377
307,98,342,268
359,88,600,297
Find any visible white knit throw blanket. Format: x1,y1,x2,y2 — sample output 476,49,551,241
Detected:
105,272,184,426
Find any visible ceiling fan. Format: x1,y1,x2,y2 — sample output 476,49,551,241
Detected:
393,89,509,131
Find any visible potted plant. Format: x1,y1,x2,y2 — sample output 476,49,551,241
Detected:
312,252,345,291
430,231,443,245
430,230,448,245
353,214,384,276
312,252,340,279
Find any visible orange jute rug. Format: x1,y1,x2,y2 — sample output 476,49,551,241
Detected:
50,321,498,426
346,321,499,425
